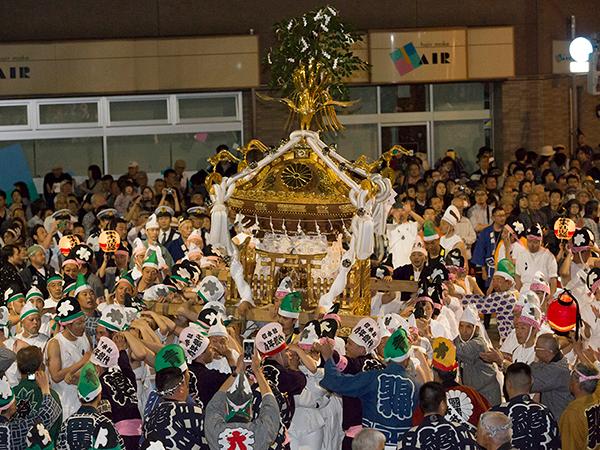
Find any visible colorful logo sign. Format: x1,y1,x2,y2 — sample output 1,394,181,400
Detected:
390,43,422,75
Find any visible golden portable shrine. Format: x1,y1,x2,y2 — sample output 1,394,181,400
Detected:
205,137,411,316
200,5,412,318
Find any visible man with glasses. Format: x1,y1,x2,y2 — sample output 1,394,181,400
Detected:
531,333,574,421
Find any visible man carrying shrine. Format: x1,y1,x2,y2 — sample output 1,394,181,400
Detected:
205,353,280,450
320,327,420,448
56,362,124,450
397,382,478,449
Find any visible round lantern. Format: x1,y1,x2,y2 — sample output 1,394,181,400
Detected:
99,230,121,253
553,218,576,240
547,291,579,335
58,234,80,257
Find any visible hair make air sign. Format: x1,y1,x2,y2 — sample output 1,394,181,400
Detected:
370,27,514,83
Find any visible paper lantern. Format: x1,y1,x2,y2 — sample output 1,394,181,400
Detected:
99,230,121,253
547,291,579,334
554,218,576,240
59,235,80,256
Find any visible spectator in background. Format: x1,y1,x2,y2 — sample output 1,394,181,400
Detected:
468,186,493,233
76,165,103,198
0,190,10,230
582,199,600,244
0,244,25,299
43,165,72,206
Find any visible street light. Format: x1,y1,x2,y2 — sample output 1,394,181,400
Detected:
569,36,593,73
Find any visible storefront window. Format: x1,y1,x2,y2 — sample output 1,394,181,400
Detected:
433,120,491,173
381,124,428,155
178,97,238,120
336,86,377,115
0,105,28,127
39,103,98,125
325,124,379,161
5,137,104,177
107,131,241,174
432,82,488,111
380,85,428,113
109,99,168,123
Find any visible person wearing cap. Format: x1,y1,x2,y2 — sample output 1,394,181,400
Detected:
72,274,100,347
205,316,242,376
205,352,280,450
5,288,26,335
56,362,125,450
155,206,180,247
490,362,560,449
255,322,307,430
454,306,502,406
320,327,420,447
412,337,490,429
0,369,61,450
386,200,422,269
391,237,427,302
460,258,518,343
141,344,208,449
439,205,467,261
46,297,92,420
276,291,302,343
85,207,118,253
514,223,558,295
132,214,174,269
13,346,63,441
288,320,343,450
44,274,63,312
421,220,444,260
15,301,48,349
136,251,162,295
316,318,385,449
166,216,194,263
20,245,53,299
179,327,228,408
559,227,595,293
397,382,478,449
559,363,600,450
90,336,142,450
450,190,477,260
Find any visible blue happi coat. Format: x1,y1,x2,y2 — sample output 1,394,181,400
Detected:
320,359,420,445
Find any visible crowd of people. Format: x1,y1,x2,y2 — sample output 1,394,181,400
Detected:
0,135,599,450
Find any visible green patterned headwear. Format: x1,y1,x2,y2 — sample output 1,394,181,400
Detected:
78,363,101,403
225,372,253,423
278,291,302,319
383,328,411,363
155,344,188,373
494,258,515,282
422,220,439,242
